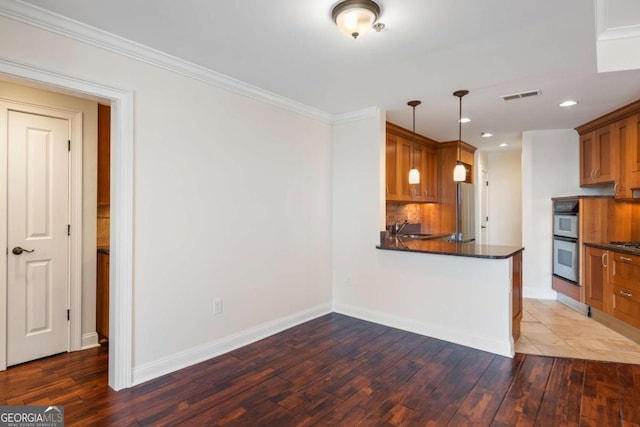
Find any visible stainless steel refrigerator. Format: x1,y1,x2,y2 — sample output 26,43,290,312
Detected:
456,182,475,242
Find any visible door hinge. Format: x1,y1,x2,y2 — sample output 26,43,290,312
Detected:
67,309,70,321
67,224,71,236
68,140,71,151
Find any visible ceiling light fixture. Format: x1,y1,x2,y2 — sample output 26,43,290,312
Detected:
481,132,493,138
559,100,578,107
332,0,381,39
453,90,469,182
408,100,421,185
498,143,509,148
458,117,471,123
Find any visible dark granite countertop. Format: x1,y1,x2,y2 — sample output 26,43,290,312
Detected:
377,235,524,259
584,242,640,257
97,246,110,255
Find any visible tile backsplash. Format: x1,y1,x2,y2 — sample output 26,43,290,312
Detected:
386,202,421,226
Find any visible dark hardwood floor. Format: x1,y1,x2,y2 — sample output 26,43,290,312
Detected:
2,313,639,426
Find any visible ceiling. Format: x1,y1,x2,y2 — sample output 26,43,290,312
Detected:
17,0,640,150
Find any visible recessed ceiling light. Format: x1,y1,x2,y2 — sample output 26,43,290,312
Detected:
458,117,471,123
498,143,509,148
481,132,493,138
559,100,578,107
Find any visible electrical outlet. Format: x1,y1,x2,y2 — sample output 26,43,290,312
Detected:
213,298,223,315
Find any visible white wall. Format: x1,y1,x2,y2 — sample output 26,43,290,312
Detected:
332,113,514,357
487,149,522,246
521,130,604,299
0,15,333,379
0,80,98,344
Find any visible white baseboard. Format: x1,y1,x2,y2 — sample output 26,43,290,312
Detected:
81,332,100,350
523,287,557,300
131,303,332,386
333,303,513,358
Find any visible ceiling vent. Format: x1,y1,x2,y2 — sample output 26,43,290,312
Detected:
500,90,542,101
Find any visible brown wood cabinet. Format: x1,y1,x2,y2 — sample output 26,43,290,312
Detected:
96,250,110,342
386,122,438,203
577,99,640,198
584,246,608,311
97,104,110,206
580,127,615,186
609,251,640,328
512,251,523,341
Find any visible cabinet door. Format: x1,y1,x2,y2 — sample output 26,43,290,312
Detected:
411,142,426,201
625,114,640,191
609,251,640,292
593,126,615,183
422,147,438,202
386,134,400,201
585,247,608,312
97,104,111,206
397,137,413,200
580,132,596,185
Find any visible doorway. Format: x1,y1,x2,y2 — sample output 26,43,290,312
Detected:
0,57,134,390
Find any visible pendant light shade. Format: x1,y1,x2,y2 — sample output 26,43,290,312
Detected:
408,168,420,184
453,90,469,182
453,164,466,181
407,100,421,185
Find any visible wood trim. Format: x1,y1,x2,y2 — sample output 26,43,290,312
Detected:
439,140,478,153
575,98,640,135
386,121,439,148
552,276,581,302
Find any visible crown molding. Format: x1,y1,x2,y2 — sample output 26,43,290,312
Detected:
0,0,334,123
332,106,380,124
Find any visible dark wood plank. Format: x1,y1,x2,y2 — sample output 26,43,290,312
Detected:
581,361,622,427
448,353,525,426
534,358,586,427
491,355,554,427
618,363,640,426
0,313,636,427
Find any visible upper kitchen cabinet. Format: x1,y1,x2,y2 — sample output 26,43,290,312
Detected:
577,99,640,199
97,104,111,206
579,126,616,186
386,122,438,203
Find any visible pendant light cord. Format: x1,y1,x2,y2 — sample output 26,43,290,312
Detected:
458,95,462,165
412,105,416,169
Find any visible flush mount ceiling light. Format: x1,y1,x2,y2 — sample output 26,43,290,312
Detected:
481,132,493,138
407,100,421,185
559,100,578,107
332,0,381,39
458,117,471,124
498,143,509,148
453,90,469,182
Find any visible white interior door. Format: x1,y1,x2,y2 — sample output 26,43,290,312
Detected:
7,110,70,366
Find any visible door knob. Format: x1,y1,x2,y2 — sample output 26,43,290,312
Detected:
12,247,34,255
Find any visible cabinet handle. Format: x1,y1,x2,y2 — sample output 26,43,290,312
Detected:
620,256,632,262
602,252,607,268
590,169,595,180
595,168,600,178
619,290,633,298
386,186,389,194
614,183,619,194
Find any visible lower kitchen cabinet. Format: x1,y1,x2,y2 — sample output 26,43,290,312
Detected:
97,250,110,342
585,245,640,330
585,246,608,312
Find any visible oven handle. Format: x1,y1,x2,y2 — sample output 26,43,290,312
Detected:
553,236,578,243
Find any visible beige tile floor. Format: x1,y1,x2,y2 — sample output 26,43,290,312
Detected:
515,298,640,364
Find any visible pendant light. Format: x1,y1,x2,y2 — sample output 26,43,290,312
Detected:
408,100,421,184
453,90,469,182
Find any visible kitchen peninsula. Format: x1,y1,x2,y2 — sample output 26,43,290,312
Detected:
375,235,524,357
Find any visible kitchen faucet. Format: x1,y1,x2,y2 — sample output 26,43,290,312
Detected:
394,219,410,234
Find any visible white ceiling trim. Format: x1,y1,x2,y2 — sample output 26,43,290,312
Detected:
595,0,640,40
332,107,380,125
0,0,334,123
